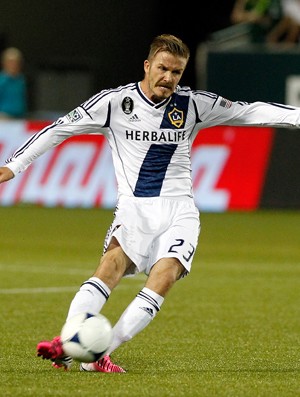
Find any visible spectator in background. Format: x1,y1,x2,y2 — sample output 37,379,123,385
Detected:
266,0,300,44
230,0,283,42
0,47,27,120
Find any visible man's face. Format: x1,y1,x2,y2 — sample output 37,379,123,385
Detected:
3,57,22,77
143,51,187,103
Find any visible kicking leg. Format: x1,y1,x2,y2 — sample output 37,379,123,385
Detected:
67,239,132,320
37,238,133,370
108,257,184,354
81,257,184,372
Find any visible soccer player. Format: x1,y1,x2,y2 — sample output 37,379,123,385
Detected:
0,34,300,373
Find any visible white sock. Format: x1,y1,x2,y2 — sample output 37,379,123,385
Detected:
106,287,164,355
66,277,111,321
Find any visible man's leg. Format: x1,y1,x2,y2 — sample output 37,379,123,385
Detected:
106,257,184,355
67,239,132,320
37,238,132,370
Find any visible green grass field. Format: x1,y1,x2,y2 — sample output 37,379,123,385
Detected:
0,206,299,397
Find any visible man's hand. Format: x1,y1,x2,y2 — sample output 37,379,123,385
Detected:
0,167,15,183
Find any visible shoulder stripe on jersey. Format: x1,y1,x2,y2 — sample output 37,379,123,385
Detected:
82,89,112,110
83,83,136,110
6,123,57,161
267,102,296,110
192,90,218,99
79,105,93,120
236,101,295,110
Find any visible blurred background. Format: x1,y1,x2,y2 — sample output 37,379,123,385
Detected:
0,0,299,210
0,0,235,117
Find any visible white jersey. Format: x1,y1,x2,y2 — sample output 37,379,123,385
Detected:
5,82,300,199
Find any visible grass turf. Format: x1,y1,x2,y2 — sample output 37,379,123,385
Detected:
0,206,299,396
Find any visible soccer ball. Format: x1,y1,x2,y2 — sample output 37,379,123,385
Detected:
60,312,113,363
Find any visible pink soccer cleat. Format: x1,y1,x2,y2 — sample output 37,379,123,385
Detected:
80,355,126,373
37,336,73,370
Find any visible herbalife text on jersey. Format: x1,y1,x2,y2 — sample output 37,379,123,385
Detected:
125,130,186,142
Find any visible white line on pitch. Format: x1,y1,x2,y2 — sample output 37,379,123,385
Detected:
0,282,145,294
0,286,78,294
0,263,92,276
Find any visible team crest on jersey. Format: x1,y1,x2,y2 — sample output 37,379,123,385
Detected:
167,107,184,128
66,109,83,123
122,97,134,114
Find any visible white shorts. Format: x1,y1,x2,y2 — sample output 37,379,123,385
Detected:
103,195,201,277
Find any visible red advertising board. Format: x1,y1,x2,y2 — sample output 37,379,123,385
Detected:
192,126,274,210
0,121,274,211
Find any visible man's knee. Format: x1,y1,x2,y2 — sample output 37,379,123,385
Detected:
145,257,185,296
94,246,132,290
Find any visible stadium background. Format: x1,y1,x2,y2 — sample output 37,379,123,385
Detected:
0,0,235,112
0,0,299,209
